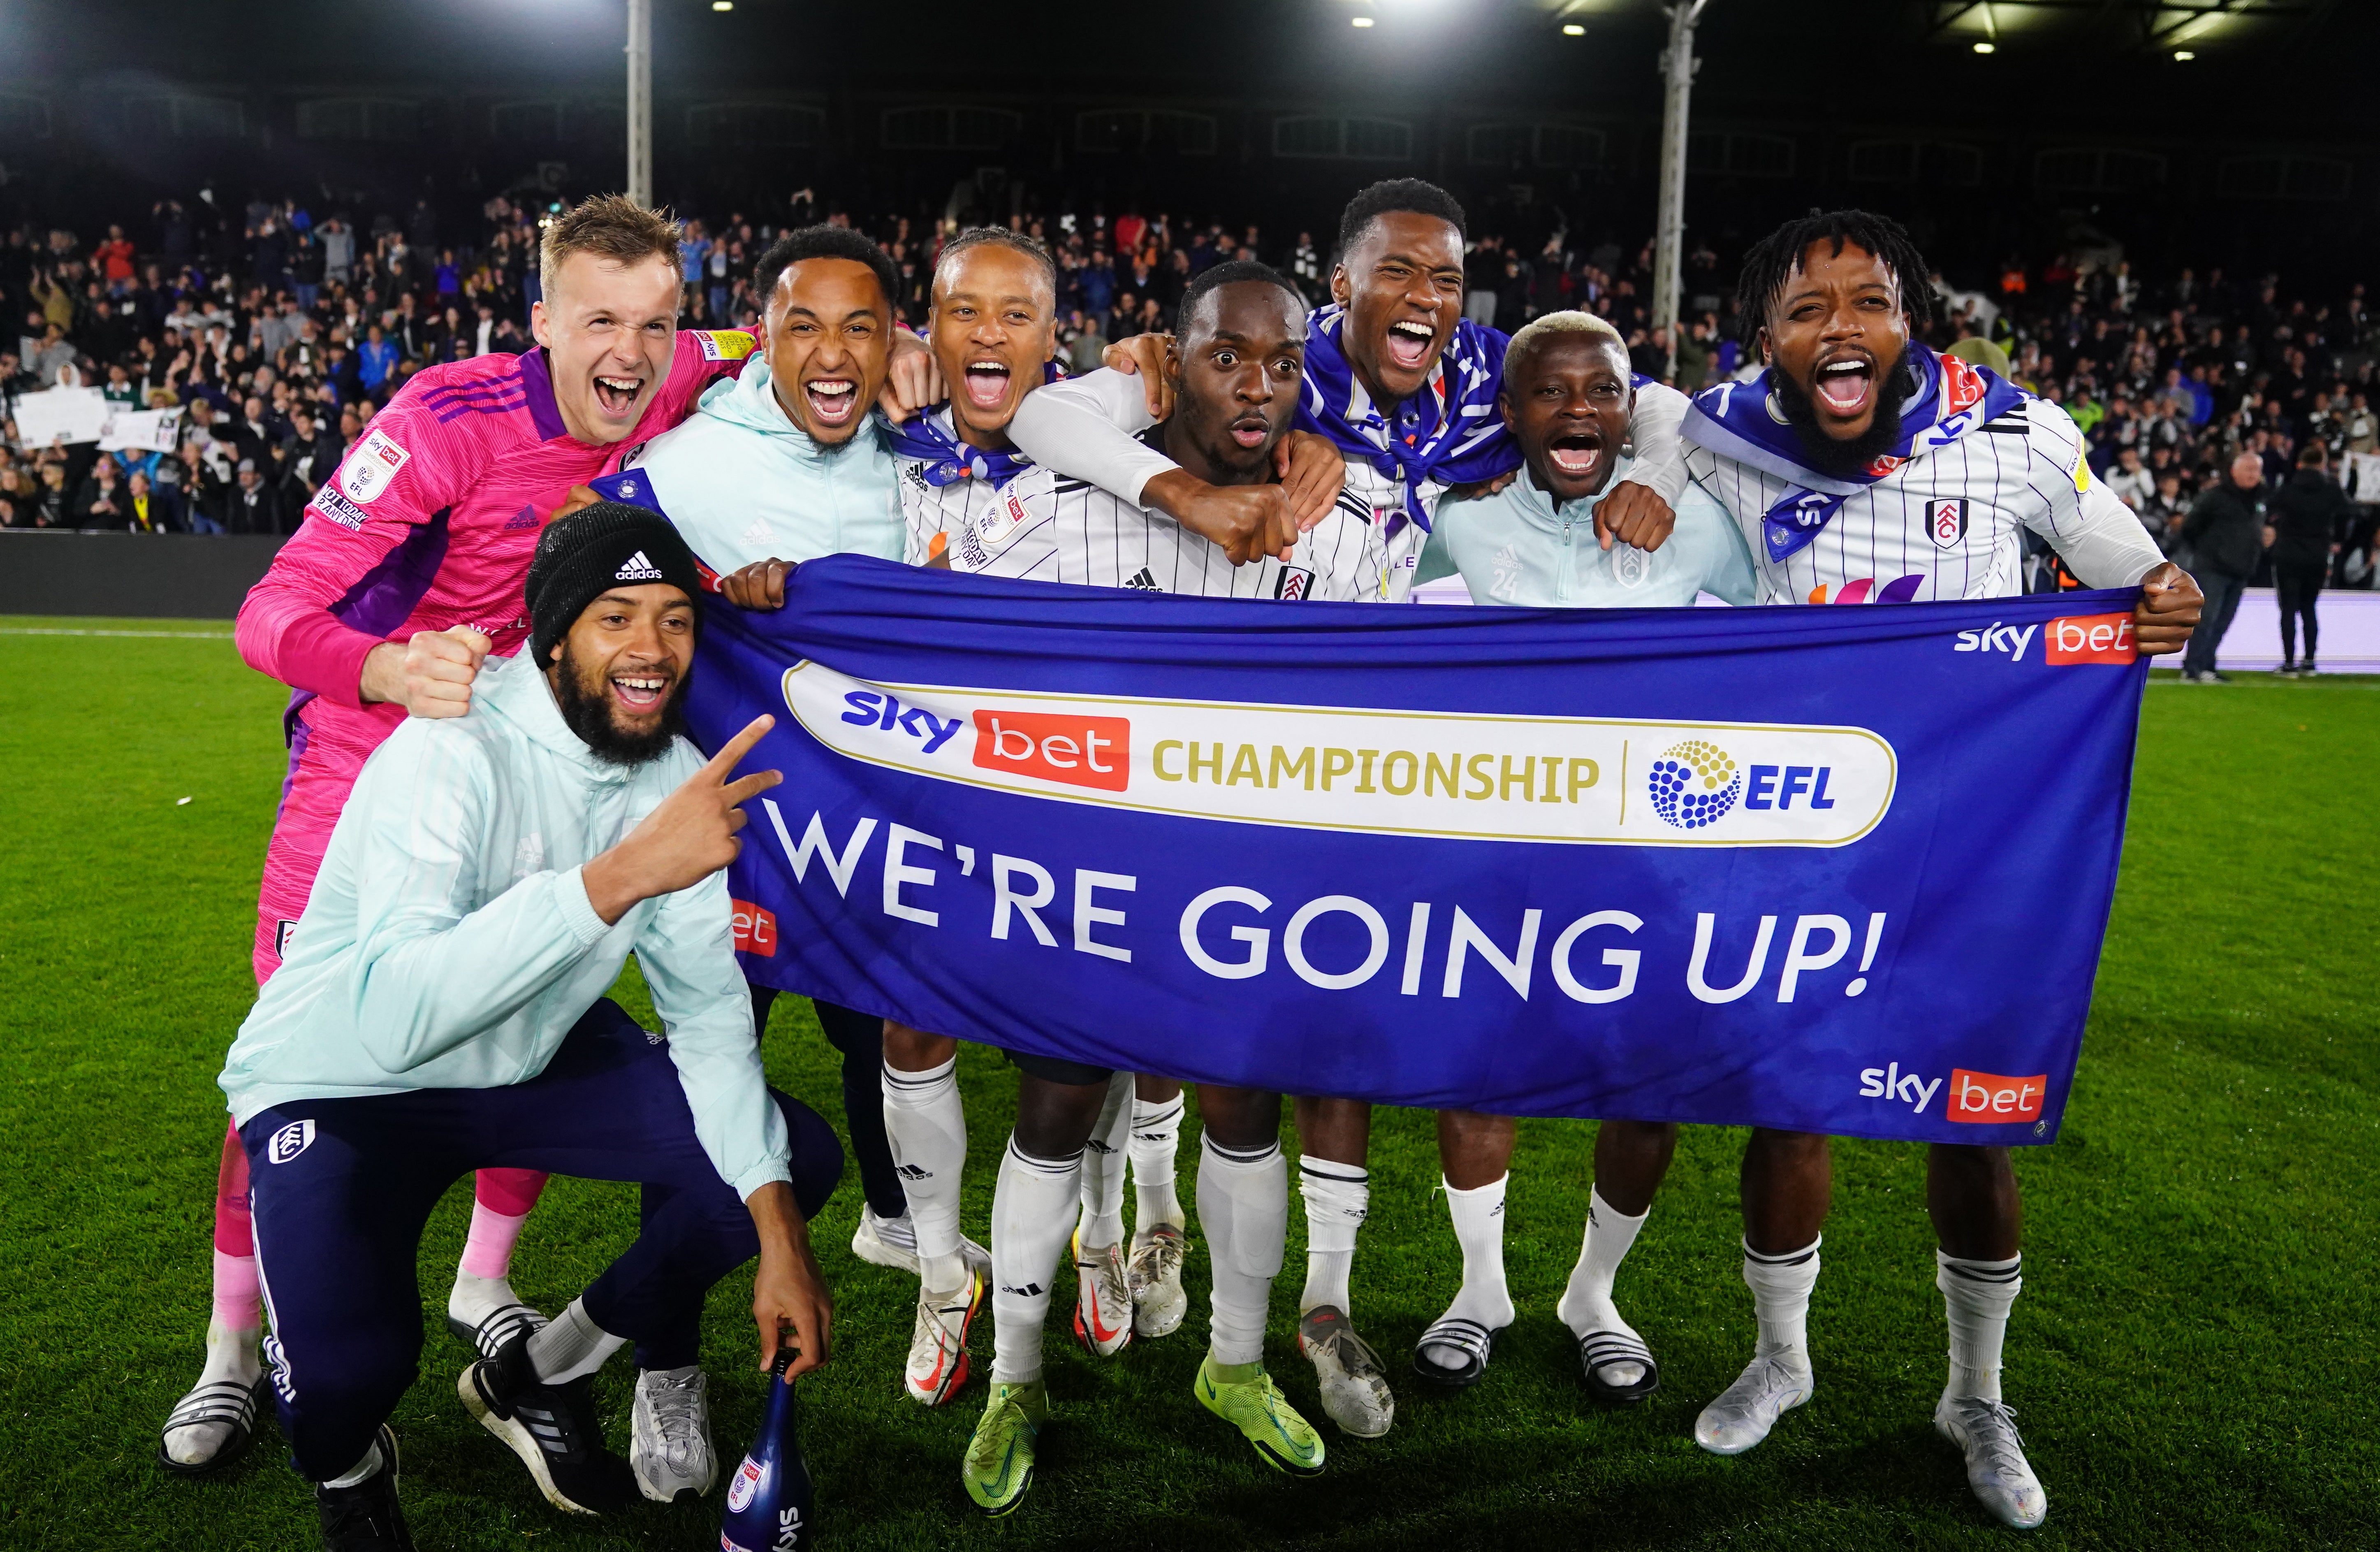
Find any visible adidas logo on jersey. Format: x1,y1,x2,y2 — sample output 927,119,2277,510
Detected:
1124,567,1161,590
614,550,664,581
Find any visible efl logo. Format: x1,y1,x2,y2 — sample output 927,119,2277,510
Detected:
732,900,777,957
2044,612,2136,666
972,709,1130,792
1946,1068,2048,1124
726,1458,762,1513
338,427,408,503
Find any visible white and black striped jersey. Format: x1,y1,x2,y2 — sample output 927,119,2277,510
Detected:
945,449,1381,603
896,409,1028,567
1685,397,2159,603
1334,457,1442,603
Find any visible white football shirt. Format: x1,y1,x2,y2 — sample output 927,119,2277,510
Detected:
895,408,1031,567
944,446,1379,603
1685,395,2161,602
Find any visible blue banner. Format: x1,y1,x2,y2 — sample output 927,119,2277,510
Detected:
684,556,2148,1146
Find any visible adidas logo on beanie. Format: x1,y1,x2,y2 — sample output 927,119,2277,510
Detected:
526,503,703,666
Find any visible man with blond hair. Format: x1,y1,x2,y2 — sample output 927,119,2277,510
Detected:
163,194,774,1492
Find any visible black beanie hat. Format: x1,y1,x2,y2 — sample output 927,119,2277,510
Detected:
526,502,704,667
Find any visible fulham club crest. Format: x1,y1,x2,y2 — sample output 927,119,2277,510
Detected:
1926,498,1970,550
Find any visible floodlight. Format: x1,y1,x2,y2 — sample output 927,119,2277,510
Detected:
2173,49,2194,61
1352,15,1374,26
1972,41,1993,54
1563,23,1585,35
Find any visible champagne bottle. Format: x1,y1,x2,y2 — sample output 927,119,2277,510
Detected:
720,1350,814,1552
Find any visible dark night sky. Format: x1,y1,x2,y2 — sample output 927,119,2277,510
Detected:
2,0,2368,132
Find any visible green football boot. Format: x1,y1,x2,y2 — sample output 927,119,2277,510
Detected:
960,1378,1047,1516
1194,1355,1326,1476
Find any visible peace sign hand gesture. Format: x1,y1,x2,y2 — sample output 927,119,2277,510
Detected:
582,715,783,925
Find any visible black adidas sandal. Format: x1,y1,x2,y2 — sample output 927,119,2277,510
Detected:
1577,1328,1659,1404
1411,1317,1495,1387
156,1373,271,1475
446,1301,547,1361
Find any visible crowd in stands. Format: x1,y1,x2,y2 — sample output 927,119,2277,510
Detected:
2,185,2373,588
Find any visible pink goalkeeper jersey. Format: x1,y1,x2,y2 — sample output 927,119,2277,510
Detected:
236,329,755,743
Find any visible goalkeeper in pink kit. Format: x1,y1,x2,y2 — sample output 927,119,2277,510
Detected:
160,197,758,1473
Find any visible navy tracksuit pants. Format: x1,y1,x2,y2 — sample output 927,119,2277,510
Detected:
241,998,844,1481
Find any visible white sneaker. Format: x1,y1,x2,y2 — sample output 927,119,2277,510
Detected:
629,1365,715,1502
1936,1393,2049,1529
1693,1351,1814,1455
1297,1305,1394,1438
1125,1223,1189,1339
852,1209,991,1280
1070,1232,1133,1357
904,1269,984,1406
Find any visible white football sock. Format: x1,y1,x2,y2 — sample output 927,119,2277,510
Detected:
1076,1071,1133,1251
197,1307,262,1387
1558,1186,1650,1338
882,1055,969,1290
1128,1093,1186,1237
1423,1174,1515,1368
1296,1155,1367,1317
322,1438,384,1489
447,1269,527,1330
525,1297,626,1385
1742,1236,1821,1375
1937,1250,2022,1403
1199,1134,1287,1367
989,1136,1082,1385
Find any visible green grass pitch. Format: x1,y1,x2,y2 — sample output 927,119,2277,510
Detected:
0,618,2371,1550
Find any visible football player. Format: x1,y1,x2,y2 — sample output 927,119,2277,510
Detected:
1678,209,2200,1529
942,262,1349,1514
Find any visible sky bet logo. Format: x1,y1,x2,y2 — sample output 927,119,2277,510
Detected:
786,662,1896,849
1955,612,2136,666
1861,1063,2048,1123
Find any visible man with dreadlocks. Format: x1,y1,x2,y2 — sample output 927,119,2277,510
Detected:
1678,209,2202,1530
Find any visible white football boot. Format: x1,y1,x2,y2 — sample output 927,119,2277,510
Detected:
1693,1350,1814,1455
1124,1223,1189,1339
1070,1232,1133,1357
904,1269,984,1406
1936,1393,2049,1529
1297,1305,1394,1438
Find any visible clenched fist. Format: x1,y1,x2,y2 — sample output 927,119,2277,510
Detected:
1145,472,1300,566
361,626,492,719
722,557,793,610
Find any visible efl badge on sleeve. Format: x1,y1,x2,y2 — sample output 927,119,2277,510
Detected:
1927,498,1970,550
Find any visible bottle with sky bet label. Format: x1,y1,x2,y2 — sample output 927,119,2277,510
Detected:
719,1351,813,1552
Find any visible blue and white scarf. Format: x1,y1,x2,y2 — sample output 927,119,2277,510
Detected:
1683,342,2029,562
877,363,1066,489
1296,306,1520,532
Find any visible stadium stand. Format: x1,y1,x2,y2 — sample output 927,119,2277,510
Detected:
2,189,2373,592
